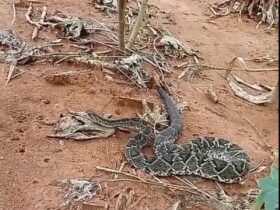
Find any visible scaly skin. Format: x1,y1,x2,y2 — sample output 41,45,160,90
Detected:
88,87,251,183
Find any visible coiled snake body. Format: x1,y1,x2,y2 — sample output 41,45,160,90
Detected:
88,87,250,183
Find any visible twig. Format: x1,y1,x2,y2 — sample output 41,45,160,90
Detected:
39,6,47,24
95,50,113,55
88,17,118,41
215,181,228,196
31,6,48,40
11,3,16,28
80,39,126,54
152,37,165,61
118,96,153,107
54,55,77,64
238,109,263,138
96,166,147,182
249,159,265,173
5,42,27,84
96,166,198,194
109,178,198,194
115,66,144,89
114,162,127,179
152,176,175,193
31,27,39,40
127,0,149,49
174,176,230,209
115,192,128,210
127,195,146,209
11,69,28,79
191,64,278,72
227,57,278,77
152,37,169,75
246,67,278,72
27,0,46,3
232,75,269,92
5,65,16,85
25,3,41,28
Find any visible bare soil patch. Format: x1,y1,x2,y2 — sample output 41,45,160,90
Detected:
0,0,278,209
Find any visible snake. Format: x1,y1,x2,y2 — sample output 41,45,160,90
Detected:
87,87,251,183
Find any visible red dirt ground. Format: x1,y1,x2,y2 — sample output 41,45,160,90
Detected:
0,0,278,209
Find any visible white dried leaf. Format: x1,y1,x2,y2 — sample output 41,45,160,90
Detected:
139,99,168,127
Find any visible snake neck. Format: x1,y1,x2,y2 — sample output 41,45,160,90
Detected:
88,112,151,132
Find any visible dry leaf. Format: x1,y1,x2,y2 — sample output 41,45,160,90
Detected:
138,99,168,127
206,85,219,103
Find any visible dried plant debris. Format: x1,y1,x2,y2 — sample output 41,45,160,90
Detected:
0,30,26,49
117,54,147,88
169,200,184,210
60,179,101,206
158,35,199,59
56,18,85,39
72,52,100,65
185,188,259,210
92,0,118,12
0,46,43,65
177,64,203,80
210,0,279,29
245,54,278,65
206,85,219,104
46,16,88,39
138,99,168,128
0,30,52,65
257,0,279,29
44,71,74,85
227,77,277,104
48,111,116,140
232,74,273,92
44,13,109,39
114,188,135,210
215,188,260,210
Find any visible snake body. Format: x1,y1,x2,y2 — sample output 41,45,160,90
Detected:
88,87,250,183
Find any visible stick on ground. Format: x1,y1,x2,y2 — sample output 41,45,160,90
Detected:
11,3,16,28
126,0,149,49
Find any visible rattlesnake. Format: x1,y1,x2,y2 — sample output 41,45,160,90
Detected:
88,87,250,183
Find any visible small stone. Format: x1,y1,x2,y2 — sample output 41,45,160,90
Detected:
44,72,71,85
32,179,39,184
11,136,20,141
17,115,27,123
36,115,44,120
115,108,122,115
16,128,25,133
44,158,50,162
87,87,96,95
18,148,25,153
53,148,63,153
42,99,50,105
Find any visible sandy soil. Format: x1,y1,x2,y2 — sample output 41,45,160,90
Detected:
0,0,278,209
